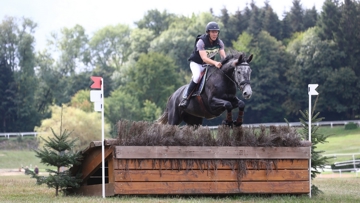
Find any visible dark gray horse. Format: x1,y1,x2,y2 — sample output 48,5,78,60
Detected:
157,53,253,126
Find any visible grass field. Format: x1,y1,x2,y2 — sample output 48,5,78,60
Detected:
0,150,50,170
316,126,360,162
0,175,359,203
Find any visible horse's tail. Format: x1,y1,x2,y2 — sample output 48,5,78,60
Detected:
157,95,173,124
156,110,168,124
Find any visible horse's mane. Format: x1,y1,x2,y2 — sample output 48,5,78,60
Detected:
220,51,245,65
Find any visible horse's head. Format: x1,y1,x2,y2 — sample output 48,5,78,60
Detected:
233,54,253,99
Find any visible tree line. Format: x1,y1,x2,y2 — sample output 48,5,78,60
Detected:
1,0,359,134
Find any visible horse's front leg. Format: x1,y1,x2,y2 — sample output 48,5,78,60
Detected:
209,97,234,126
232,97,245,127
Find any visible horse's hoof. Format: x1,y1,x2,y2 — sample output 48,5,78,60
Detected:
222,120,233,127
233,121,243,127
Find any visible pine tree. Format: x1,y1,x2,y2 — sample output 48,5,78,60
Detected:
0,57,16,132
289,0,304,33
297,97,330,195
303,6,318,29
317,0,341,41
30,127,82,196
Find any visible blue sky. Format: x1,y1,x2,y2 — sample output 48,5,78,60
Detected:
1,0,325,52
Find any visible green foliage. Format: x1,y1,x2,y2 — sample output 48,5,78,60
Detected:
30,126,82,196
234,31,289,123
128,28,155,61
35,105,111,150
262,2,282,40
289,0,305,32
89,24,131,68
0,16,46,131
135,9,176,35
246,3,262,36
46,25,92,105
141,100,162,122
0,57,16,132
232,32,252,53
2,1,360,130
285,27,346,120
303,6,318,29
298,106,330,195
149,28,193,71
122,52,182,110
49,24,89,75
70,90,93,112
104,88,141,137
316,0,360,120
344,122,358,130
317,0,341,41
89,24,132,96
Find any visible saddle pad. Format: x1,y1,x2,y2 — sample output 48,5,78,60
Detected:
182,67,208,98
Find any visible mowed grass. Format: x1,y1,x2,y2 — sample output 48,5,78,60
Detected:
316,126,360,162
0,175,359,203
0,150,50,170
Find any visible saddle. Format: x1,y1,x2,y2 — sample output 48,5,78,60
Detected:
182,66,209,99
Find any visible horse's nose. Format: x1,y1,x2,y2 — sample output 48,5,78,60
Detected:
242,85,252,99
243,91,252,99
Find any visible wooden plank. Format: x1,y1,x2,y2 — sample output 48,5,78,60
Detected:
114,181,309,194
114,169,308,182
107,157,115,183
73,183,114,196
81,146,113,180
114,159,309,170
115,146,310,159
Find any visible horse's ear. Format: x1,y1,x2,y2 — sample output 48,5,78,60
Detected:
247,54,253,63
235,54,243,66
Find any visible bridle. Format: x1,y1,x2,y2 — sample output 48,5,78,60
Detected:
219,62,251,91
204,60,251,91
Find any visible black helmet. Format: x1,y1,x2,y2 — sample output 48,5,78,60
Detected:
206,22,220,33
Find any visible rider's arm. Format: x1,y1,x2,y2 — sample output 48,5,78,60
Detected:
219,40,226,59
219,49,226,59
199,50,222,68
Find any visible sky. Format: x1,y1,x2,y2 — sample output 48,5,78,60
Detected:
1,0,325,52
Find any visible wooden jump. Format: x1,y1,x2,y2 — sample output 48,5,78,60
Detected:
69,139,311,196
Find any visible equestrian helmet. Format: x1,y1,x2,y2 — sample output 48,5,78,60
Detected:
206,22,220,33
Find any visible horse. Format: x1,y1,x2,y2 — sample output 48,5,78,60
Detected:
157,52,253,126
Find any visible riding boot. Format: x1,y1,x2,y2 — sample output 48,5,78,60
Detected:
179,80,197,109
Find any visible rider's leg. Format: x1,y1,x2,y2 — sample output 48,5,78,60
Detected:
179,80,197,108
179,62,204,109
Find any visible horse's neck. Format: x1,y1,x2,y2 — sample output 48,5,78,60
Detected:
221,63,235,77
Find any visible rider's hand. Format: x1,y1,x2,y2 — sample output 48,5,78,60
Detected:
215,62,222,69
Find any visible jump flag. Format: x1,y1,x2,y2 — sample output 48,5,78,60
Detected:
90,76,102,89
308,84,319,96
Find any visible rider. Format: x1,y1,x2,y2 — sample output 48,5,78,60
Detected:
179,21,226,109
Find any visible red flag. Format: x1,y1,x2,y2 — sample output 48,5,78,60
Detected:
90,76,102,89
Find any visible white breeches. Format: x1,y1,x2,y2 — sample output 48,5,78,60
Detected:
190,62,206,83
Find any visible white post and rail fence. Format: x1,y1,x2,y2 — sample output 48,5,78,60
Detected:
1,120,360,139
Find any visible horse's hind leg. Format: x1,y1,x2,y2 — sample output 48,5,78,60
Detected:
168,108,183,125
182,113,203,126
222,110,234,126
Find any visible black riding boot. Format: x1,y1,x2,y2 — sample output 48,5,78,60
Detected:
179,81,197,109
